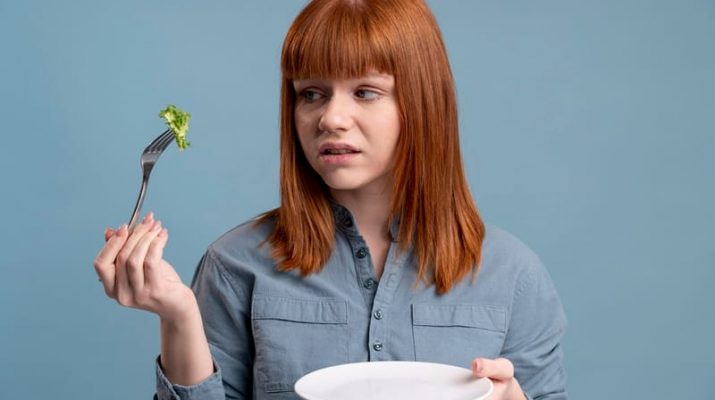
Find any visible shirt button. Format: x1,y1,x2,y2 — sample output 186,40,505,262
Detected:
373,310,384,320
356,247,368,259
373,341,383,351
363,278,376,289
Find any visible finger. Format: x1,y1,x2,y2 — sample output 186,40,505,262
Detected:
472,358,514,381
125,220,163,294
94,224,128,295
128,211,154,236
104,228,115,242
144,228,169,287
96,225,127,266
116,213,155,275
121,212,156,255
115,213,155,301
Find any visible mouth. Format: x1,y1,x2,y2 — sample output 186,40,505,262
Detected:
318,142,362,156
320,149,361,155
317,142,362,165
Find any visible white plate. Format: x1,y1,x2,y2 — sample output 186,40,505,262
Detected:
294,361,493,400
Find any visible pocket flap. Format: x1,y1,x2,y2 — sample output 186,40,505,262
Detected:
412,303,506,332
252,295,348,324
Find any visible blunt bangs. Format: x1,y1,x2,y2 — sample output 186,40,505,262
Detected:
281,0,395,80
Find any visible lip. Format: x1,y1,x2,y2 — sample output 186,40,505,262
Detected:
318,142,361,155
319,152,360,166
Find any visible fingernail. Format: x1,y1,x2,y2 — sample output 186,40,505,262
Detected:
152,220,162,231
474,360,482,372
117,224,127,235
143,212,155,224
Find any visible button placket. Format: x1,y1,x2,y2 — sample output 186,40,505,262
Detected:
363,278,377,289
369,303,387,359
373,309,384,320
353,243,376,292
366,240,410,362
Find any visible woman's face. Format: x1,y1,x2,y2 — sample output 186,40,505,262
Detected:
293,71,400,196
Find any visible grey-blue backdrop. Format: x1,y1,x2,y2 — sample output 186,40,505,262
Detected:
1,1,713,399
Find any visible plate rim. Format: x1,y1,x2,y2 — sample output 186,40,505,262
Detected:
294,361,494,400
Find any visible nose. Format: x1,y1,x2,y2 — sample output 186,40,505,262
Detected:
318,92,353,134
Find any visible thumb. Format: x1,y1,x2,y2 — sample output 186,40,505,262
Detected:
472,358,514,381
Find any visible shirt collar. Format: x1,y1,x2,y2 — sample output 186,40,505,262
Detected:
328,198,400,243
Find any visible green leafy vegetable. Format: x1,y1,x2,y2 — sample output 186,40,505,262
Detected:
158,104,191,150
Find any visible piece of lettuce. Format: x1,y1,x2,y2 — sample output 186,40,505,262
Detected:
158,104,191,150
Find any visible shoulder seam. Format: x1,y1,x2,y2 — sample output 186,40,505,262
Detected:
206,245,251,301
513,257,539,302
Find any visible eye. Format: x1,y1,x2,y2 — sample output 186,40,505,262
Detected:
356,89,381,101
299,89,323,102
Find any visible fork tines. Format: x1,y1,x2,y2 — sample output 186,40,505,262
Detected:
144,128,174,153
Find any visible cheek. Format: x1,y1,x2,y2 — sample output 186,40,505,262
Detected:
381,102,401,136
378,110,401,154
294,110,309,129
294,113,314,153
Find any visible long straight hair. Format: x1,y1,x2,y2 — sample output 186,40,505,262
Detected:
254,0,485,294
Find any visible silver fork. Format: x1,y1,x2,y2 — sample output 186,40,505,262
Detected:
127,128,175,234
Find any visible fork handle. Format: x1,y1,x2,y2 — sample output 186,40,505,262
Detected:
127,175,150,235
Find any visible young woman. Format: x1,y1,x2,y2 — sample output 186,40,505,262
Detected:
94,1,567,399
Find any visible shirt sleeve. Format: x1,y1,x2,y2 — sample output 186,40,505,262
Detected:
501,256,568,400
154,354,224,400
154,247,254,400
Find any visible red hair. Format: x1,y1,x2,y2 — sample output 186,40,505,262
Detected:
254,0,485,294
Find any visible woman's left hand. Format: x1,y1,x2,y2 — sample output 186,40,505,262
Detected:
472,358,527,400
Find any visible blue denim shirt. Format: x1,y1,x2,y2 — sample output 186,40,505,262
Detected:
154,202,568,400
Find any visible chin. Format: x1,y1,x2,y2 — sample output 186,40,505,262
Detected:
319,173,367,191
323,180,364,192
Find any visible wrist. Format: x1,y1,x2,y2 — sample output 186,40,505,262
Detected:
160,289,200,329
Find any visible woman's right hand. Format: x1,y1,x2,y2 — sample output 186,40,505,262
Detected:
94,212,196,323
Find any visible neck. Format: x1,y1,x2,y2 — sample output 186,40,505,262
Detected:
330,185,392,240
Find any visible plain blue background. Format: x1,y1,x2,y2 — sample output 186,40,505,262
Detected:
1,0,713,399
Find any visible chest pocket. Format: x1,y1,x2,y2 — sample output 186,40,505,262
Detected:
411,303,507,368
251,295,349,393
